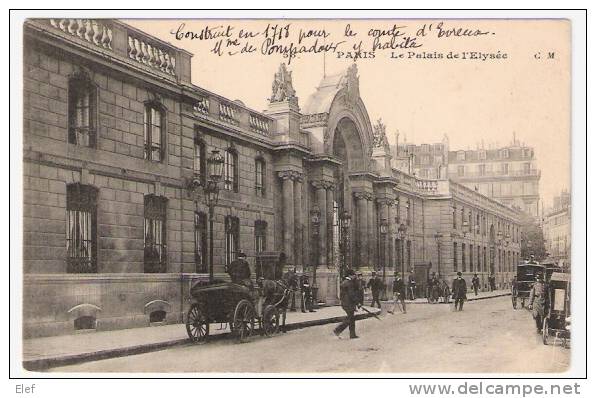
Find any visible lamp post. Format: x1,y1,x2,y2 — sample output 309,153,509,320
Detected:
434,232,442,279
310,205,321,309
339,210,352,280
397,223,407,277
379,218,388,300
205,150,224,282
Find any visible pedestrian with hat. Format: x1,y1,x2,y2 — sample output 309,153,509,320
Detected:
471,273,480,296
367,270,384,309
388,272,407,314
451,271,467,311
356,271,365,307
333,269,361,339
528,273,548,334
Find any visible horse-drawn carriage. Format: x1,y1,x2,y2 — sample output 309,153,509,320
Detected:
185,252,292,343
511,261,562,309
542,271,571,347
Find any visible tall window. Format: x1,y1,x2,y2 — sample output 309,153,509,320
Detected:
68,76,97,147
462,243,466,272
452,204,457,229
453,242,458,272
501,163,509,175
193,136,206,185
255,220,267,253
224,148,239,192
469,244,474,272
395,196,400,224
405,199,411,226
66,183,98,273
225,215,240,269
478,164,486,176
144,103,164,161
483,247,487,273
457,165,465,176
194,212,207,273
144,195,167,273
255,157,265,197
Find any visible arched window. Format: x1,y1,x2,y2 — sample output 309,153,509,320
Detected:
224,148,238,192
225,215,240,269
255,157,266,197
66,183,98,273
144,102,165,161
194,212,207,273
453,242,458,272
193,132,206,185
144,194,167,273
68,73,97,147
74,315,96,330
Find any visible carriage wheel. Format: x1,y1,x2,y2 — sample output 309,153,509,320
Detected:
186,304,209,343
542,317,549,345
512,295,518,309
262,305,280,337
233,299,255,343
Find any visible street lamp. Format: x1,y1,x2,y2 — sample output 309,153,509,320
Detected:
397,223,407,276
310,205,321,309
205,150,224,282
379,218,388,300
339,210,352,280
434,232,442,278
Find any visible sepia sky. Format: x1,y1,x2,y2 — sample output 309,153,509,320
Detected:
125,19,570,209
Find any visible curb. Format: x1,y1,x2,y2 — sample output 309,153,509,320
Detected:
23,309,381,371
385,291,511,305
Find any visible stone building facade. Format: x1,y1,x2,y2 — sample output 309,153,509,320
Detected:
22,19,521,338
542,190,571,268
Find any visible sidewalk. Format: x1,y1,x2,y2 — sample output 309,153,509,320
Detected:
22,305,380,371
401,289,511,304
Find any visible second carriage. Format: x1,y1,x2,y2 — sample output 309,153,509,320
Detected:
511,260,561,309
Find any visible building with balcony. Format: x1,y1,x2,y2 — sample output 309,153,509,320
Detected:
447,139,541,218
542,190,571,268
22,19,521,338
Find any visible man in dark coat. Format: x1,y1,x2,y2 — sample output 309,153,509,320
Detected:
451,271,467,311
228,251,252,288
356,271,365,306
333,269,361,339
489,274,496,291
528,273,548,334
300,274,315,313
367,271,384,308
471,273,480,296
388,272,407,314
407,270,417,300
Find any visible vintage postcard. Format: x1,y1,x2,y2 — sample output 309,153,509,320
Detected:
14,12,581,378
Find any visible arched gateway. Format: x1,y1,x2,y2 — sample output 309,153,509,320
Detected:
269,63,396,304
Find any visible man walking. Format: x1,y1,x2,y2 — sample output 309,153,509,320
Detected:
356,271,365,307
407,270,417,300
388,272,407,314
451,272,467,311
367,271,383,309
300,273,315,313
333,269,361,339
528,273,548,334
489,274,496,291
471,273,480,296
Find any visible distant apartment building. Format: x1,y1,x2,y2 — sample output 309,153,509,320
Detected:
447,140,540,218
543,190,571,268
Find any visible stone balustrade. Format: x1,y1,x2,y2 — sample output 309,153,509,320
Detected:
192,97,210,115
41,19,191,82
127,34,176,76
49,19,113,50
249,113,271,136
219,102,239,125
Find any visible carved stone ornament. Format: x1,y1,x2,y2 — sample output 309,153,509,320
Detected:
278,170,303,181
372,118,390,151
353,191,373,201
341,63,360,108
270,63,298,105
300,112,329,127
311,180,335,190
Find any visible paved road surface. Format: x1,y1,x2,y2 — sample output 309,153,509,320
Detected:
51,296,570,373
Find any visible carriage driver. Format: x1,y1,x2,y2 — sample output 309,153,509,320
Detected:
228,251,252,289
528,273,548,334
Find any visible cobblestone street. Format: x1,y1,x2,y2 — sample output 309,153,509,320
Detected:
50,296,570,374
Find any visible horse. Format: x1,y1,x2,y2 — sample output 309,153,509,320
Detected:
260,271,297,332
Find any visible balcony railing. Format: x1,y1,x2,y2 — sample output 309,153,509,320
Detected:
36,19,192,82
219,102,239,126
50,19,113,50
451,169,541,178
249,113,271,136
